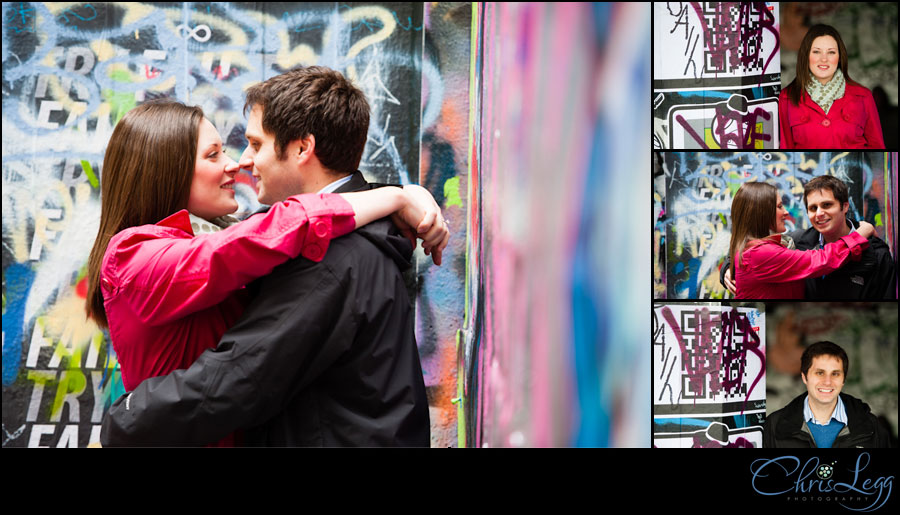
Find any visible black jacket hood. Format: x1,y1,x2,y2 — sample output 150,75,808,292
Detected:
335,171,413,270
256,171,413,270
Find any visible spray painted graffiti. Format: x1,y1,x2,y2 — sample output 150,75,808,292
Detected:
653,2,781,149
459,2,650,448
653,151,896,299
2,2,467,447
653,303,766,448
4,1,652,448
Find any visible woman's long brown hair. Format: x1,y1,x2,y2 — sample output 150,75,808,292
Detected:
785,24,859,106
85,100,204,328
729,182,778,275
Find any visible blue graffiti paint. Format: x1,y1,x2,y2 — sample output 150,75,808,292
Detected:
654,418,714,428
2,263,36,386
674,258,701,298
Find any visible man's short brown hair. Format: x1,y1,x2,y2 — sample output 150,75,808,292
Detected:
800,341,849,379
244,66,370,175
803,175,849,209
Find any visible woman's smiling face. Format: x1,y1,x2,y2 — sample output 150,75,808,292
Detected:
187,118,239,220
808,35,839,85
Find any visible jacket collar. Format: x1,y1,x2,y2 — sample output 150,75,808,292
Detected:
333,170,370,193
773,392,873,438
155,209,194,235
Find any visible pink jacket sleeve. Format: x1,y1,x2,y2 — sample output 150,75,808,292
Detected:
103,193,356,325
744,231,869,283
778,92,794,149
861,89,885,149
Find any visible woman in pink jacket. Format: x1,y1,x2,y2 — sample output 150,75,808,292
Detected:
728,182,874,299
84,101,447,445
779,24,885,149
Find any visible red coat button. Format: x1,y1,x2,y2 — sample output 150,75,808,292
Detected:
303,243,322,260
313,220,329,238
822,119,831,127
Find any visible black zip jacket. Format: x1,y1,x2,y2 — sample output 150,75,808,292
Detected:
787,223,896,299
763,392,892,448
100,172,430,446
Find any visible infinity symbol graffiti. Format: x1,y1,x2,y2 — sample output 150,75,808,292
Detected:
175,23,211,42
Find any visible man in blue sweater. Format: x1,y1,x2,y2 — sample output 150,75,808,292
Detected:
763,341,891,448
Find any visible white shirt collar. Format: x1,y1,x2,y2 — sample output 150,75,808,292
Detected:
803,394,848,426
317,174,354,194
818,218,856,248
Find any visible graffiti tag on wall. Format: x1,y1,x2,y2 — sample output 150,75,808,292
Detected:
653,303,766,448
653,2,781,149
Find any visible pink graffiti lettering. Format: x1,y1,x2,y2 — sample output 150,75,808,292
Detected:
676,106,771,149
720,308,765,413
661,306,764,412
689,2,779,80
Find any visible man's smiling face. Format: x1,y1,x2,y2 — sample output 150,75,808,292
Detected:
802,354,845,410
806,188,849,241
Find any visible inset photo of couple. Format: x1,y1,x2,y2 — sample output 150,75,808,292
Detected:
654,151,896,301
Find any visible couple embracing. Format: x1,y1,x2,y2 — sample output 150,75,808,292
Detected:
92,66,449,446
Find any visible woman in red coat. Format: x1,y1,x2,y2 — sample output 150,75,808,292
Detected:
779,24,884,149
728,182,874,299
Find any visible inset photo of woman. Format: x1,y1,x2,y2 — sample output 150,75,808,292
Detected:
652,2,897,150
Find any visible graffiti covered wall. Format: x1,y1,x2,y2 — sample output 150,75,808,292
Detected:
460,3,650,447
654,151,897,299
653,2,781,149
765,302,898,440
653,302,766,448
4,2,653,448
1,1,466,447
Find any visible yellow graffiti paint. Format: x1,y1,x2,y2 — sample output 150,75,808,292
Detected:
829,152,850,165
115,2,156,26
89,40,117,61
10,190,32,261
342,6,396,61
786,175,804,195
50,370,86,422
701,122,766,149
444,176,463,209
44,292,102,370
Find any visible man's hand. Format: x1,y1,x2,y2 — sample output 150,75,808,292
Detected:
392,185,450,266
857,221,875,239
723,267,736,295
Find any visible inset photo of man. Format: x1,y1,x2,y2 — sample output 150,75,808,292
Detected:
764,303,896,448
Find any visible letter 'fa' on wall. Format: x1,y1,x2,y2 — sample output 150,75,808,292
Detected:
653,2,781,149
652,303,766,448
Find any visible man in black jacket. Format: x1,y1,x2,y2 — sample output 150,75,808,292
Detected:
721,175,896,298
763,341,891,448
100,66,448,446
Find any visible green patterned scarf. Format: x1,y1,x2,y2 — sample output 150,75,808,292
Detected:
805,67,845,114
